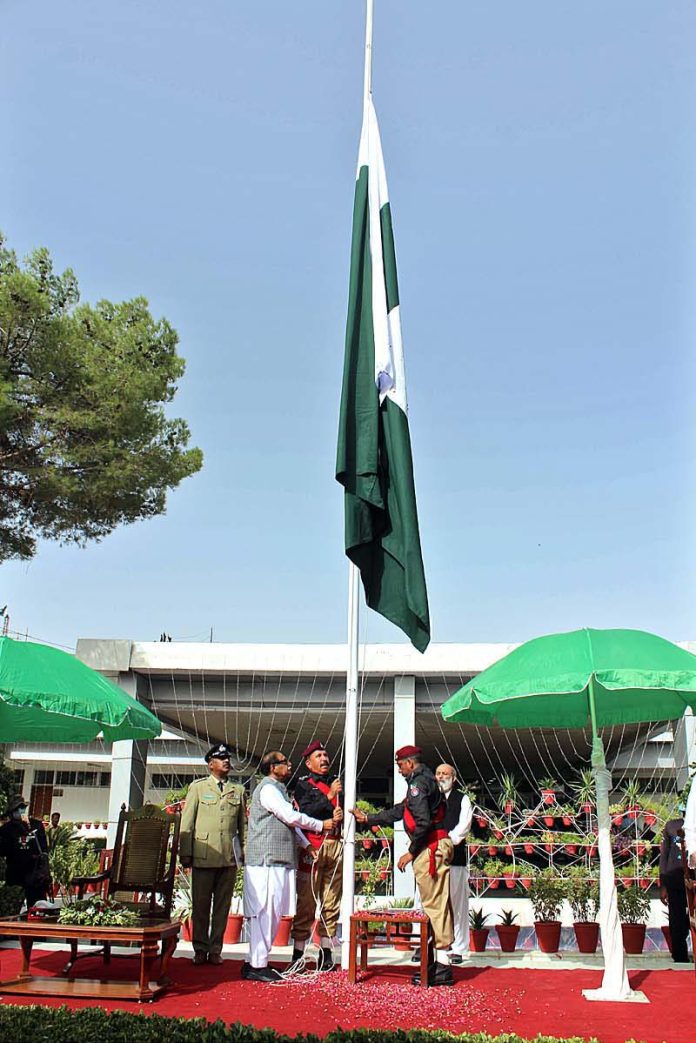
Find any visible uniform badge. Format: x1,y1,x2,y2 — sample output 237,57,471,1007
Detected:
410,785,420,796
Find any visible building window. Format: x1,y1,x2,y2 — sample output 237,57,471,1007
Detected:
12,768,25,788
54,770,110,787
34,770,55,785
150,772,197,790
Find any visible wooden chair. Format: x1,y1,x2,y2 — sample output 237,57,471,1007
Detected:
67,804,181,970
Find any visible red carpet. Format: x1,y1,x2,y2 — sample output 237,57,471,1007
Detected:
0,948,693,1042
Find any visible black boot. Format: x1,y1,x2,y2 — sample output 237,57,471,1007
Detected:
411,962,454,987
318,946,338,971
286,948,305,971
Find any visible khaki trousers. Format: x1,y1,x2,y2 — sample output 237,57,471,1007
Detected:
293,837,343,942
192,865,237,956
413,837,454,950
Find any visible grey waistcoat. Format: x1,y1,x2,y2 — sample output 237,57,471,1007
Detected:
245,777,297,867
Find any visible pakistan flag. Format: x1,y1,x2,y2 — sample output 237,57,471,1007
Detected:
336,98,430,653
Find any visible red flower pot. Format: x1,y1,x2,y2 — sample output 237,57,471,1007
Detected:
224,913,244,945
381,838,390,849
504,801,514,814
476,816,487,828
524,843,534,855
535,921,562,953
493,829,504,840
488,878,500,889
621,923,646,954
469,927,489,952
562,816,572,827
181,919,193,942
636,843,646,856
543,816,555,828
470,843,481,856
272,915,293,947
495,924,520,952
573,921,599,954
644,813,657,827
565,844,578,855
362,839,374,851
544,843,554,853
379,870,389,881
612,814,624,826
627,805,641,820
527,816,536,826
541,789,556,806
505,844,513,856
488,844,499,855
520,877,532,890
504,876,516,889
638,878,651,891
586,844,597,857
580,802,594,814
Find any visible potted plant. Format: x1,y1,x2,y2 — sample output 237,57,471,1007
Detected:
584,832,598,857
502,865,517,889
541,830,556,854
468,834,481,857
516,862,536,890
379,826,394,849
566,867,599,953
560,832,582,856
572,769,596,815
173,866,194,941
518,834,536,856
560,806,575,828
542,811,556,828
483,858,505,890
498,773,519,815
225,871,245,944
528,868,565,953
469,907,490,952
524,810,537,827
609,801,625,827
617,884,650,954
495,908,520,952
623,780,643,820
539,777,558,806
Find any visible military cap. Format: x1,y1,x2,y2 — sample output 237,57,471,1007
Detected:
394,745,422,760
302,739,326,760
205,743,233,763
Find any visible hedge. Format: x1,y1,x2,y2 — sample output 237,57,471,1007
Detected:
0,1006,644,1043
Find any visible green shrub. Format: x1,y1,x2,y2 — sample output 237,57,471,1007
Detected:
527,868,565,921
0,1007,603,1043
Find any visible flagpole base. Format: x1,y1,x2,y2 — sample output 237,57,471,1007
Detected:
582,988,649,1004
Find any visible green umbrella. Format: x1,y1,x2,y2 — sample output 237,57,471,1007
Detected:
441,627,696,1003
0,636,162,743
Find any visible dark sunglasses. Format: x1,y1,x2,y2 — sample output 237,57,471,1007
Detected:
273,757,290,766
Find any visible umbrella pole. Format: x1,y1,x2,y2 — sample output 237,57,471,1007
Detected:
582,677,640,1003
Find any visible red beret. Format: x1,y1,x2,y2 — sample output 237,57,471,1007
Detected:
302,740,326,760
395,745,422,760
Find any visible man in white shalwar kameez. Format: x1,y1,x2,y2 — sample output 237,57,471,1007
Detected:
242,751,342,983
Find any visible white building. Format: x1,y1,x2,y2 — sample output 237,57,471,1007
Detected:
4,637,695,833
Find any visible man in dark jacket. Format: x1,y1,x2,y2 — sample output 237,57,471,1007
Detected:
351,745,454,986
291,740,343,970
0,795,51,908
659,812,690,963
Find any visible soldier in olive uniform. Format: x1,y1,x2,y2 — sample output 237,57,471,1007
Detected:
180,743,247,965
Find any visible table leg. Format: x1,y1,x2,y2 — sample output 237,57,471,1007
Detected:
348,919,358,983
419,922,430,988
359,927,368,972
19,936,33,977
139,940,159,1000
158,935,177,985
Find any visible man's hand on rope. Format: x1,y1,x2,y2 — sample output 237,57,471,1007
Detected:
349,808,368,824
328,779,343,800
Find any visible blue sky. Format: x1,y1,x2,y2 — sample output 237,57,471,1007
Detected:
2,1,694,650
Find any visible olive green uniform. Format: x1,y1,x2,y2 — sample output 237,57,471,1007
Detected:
180,776,247,957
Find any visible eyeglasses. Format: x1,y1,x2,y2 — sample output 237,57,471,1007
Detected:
273,758,289,766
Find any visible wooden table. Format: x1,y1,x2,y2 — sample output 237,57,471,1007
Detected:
0,916,181,1002
348,910,432,987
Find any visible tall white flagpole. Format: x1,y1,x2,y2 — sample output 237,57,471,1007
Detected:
340,0,374,971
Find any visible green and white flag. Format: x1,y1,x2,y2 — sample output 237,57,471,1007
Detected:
336,99,430,653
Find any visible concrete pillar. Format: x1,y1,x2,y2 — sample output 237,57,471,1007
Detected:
673,707,696,792
393,674,415,900
106,671,149,846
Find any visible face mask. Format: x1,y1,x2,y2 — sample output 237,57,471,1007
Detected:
11,808,27,820
438,777,454,794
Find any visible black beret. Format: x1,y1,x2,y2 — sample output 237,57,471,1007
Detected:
205,743,233,763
